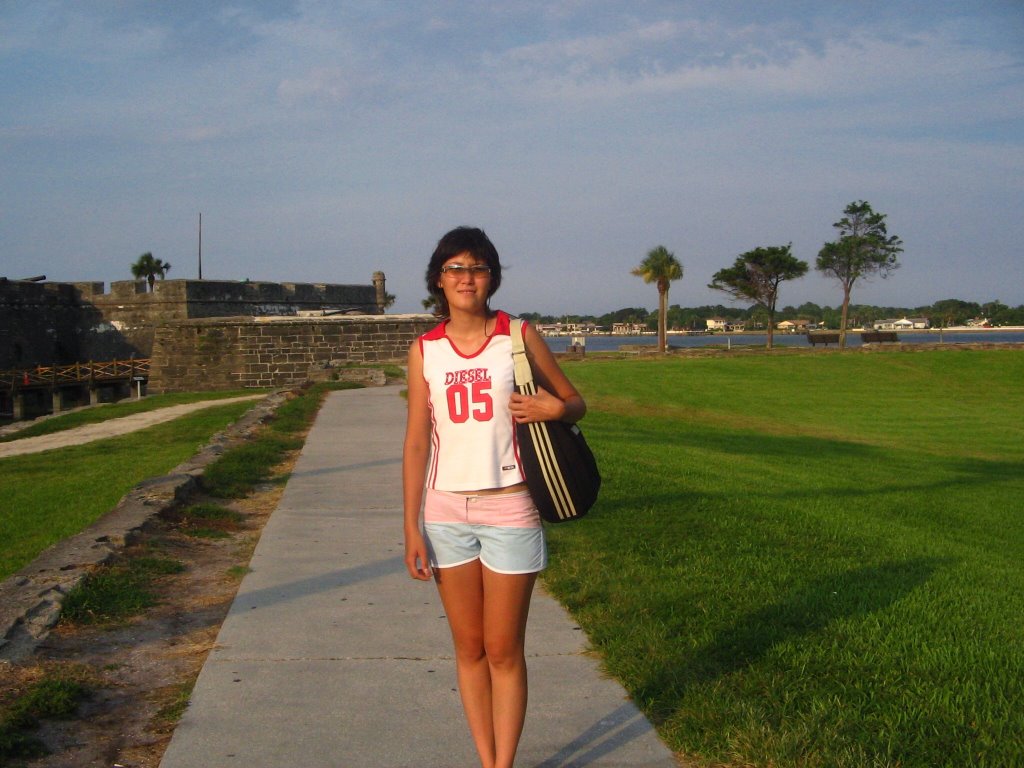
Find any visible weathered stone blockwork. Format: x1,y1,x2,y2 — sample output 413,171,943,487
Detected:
1,277,383,369
148,315,436,393
0,280,98,368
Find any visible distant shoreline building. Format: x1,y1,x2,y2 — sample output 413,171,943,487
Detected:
611,322,649,335
873,317,930,331
706,317,747,332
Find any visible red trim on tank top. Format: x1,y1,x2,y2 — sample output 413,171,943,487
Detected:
425,311,518,360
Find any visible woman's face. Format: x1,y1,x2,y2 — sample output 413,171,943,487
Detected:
439,251,492,313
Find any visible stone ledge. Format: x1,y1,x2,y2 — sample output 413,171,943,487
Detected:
0,390,289,663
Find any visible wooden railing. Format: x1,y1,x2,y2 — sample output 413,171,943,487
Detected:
2,359,150,389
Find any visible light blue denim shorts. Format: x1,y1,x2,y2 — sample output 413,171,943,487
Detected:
423,490,547,574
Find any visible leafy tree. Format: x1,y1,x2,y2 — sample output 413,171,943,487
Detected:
981,300,1008,324
708,244,808,349
747,306,770,330
820,306,842,329
130,252,171,292
668,305,706,331
930,298,980,327
632,245,683,352
994,304,1024,326
601,307,650,324
816,201,903,348
796,302,823,322
562,314,590,325
849,303,883,328
421,295,441,315
666,304,688,331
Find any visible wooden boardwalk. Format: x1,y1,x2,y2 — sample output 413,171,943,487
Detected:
1,359,151,422
2,358,150,389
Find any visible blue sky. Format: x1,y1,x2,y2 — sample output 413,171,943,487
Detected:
2,1,1022,315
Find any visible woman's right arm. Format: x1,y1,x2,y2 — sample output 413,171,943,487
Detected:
402,340,433,581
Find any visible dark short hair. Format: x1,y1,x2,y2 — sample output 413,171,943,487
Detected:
426,226,503,317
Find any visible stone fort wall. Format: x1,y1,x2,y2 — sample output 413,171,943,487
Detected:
0,281,87,370
0,276,385,369
148,314,436,393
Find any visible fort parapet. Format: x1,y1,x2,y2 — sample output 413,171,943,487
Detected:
1,276,385,369
148,314,435,393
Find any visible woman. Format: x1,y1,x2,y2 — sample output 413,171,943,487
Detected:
403,226,586,768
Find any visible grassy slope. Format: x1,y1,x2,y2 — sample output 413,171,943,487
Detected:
0,401,256,579
543,349,1024,767
0,390,261,442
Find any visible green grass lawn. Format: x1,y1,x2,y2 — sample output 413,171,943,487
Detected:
0,382,358,582
543,349,1024,768
0,401,257,580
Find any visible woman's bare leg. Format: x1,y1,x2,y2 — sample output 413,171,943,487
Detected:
435,561,537,768
436,560,496,767
482,566,536,768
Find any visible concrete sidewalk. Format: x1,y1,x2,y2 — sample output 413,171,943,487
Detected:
158,385,678,768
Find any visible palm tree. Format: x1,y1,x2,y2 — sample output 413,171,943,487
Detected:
422,295,441,315
632,245,683,353
130,252,172,291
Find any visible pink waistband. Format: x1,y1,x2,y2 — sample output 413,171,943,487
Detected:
424,489,541,528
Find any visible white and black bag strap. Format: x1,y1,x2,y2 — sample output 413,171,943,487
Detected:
509,318,537,395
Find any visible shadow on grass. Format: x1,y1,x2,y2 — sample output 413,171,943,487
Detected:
639,557,950,724
594,420,1024,502
595,418,886,463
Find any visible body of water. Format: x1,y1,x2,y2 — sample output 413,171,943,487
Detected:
543,330,1024,353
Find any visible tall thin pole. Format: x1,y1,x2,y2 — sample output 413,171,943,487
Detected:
198,212,203,279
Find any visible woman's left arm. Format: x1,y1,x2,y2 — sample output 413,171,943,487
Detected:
508,322,587,424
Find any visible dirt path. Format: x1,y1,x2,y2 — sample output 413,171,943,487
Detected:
6,463,292,767
0,395,268,458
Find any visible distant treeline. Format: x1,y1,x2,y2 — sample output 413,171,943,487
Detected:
520,298,1024,330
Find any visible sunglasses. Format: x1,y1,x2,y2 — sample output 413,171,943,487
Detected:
441,264,492,278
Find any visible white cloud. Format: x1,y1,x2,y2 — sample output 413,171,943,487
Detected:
481,20,1021,114
278,67,350,105
176,125,231,143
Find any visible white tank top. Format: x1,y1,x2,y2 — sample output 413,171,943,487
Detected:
420,311,524,491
